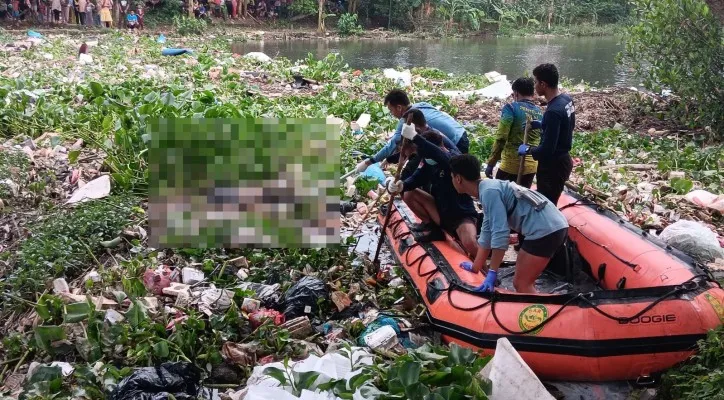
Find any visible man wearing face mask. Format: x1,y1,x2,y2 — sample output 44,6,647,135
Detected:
384,109,479,259
354,89,469,181
485,77,542,188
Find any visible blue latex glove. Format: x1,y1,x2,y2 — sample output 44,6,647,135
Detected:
475,270,498,292
530,120,542,130
460,261,475,272
484,164,494,179
517,144,530,156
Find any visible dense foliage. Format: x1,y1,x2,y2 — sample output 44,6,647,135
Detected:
660,327,724,400
620,0,723,136
337,13,365,36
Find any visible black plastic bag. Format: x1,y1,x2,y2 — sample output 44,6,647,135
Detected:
109,362,201,400
278,276,328,319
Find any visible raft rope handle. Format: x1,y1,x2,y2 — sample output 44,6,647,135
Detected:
488,275,708,335
571,224,639,270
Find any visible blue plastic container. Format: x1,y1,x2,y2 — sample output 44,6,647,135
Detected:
162,48,192,56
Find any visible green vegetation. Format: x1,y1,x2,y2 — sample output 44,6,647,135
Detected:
173,15,208,35
265,343,492,399
4,195,139,302
620,0,723,135
338,13,365,36
660,327,724,400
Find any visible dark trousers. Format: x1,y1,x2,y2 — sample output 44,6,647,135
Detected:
536,154,573,206
495,169,535,189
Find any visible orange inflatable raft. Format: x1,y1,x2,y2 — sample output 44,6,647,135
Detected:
378,189,724,381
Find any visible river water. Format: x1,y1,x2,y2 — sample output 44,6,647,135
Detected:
232,36,636,87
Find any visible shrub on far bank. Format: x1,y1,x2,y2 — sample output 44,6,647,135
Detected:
337,13,364,36
620,0,723,137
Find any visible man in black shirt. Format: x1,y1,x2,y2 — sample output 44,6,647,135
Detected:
385,109,479,259
518,63,575,206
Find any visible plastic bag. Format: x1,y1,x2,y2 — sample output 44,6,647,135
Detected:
278,276,328,319
659,220,724,262
109,362,201,400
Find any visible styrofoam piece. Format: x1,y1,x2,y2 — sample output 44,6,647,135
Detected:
353,113,371,130
477,80,513,99
244,52,272,63
478,338,555,400
383,68,412,87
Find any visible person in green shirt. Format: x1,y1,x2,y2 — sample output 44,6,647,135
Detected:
485,78,542,189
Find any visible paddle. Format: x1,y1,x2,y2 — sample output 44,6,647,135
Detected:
372,114,414,270
517,117,532,185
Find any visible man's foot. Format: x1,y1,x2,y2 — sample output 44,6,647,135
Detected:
416,227,446,243
409,221,436,232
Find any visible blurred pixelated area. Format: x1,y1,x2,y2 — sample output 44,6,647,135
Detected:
147,118,341,248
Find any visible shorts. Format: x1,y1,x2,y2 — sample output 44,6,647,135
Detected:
99,8,111,21
455,130,470,154
495,169,535,189
440,213,478,239
520,228,568,258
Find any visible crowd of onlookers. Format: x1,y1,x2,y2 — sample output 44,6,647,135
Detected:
0,0,144,28
0,0,349,26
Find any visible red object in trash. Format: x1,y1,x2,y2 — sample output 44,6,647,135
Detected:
258,355,275,365
143,265,179,296
353,70,362,77
249,309,286,329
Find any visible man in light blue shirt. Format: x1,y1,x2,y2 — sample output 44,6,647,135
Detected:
449,154,569,294
354,89,470,180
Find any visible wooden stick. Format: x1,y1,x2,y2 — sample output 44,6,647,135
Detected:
517,117,532,185
373,115,413,268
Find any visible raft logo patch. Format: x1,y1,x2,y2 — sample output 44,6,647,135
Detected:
518,304,548,335
704,294,724,323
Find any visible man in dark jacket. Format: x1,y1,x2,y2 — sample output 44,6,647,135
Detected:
385,109,479,259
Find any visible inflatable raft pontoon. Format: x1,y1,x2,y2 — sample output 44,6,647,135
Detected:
379,189,724,381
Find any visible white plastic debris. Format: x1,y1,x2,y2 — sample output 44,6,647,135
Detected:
78,53,93,64
484,71,506,82
659,220,724,262
476,80,514,99
66,175,111,204
685,190,724,213
383,68,412,87
181,267,204,285
0,179,19,197
199,288,234,314
441,79,513,100
244,52,272,63
363,325,398,350
478,338,555,400
105,309,125,325
244,348,374,400
53,278,70,294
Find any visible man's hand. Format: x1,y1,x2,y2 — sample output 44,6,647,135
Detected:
517,144,531,156
485,163,495,178
460,261,477,273
475,270,497,292
355,159,370,173
401,123,417,140
384,177,403,195
530,120,542,130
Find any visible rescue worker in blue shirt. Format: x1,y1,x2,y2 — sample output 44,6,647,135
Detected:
449,154,569,293
354,89,470,181
517,64,576,206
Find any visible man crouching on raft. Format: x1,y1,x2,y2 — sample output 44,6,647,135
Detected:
449,154,569,293
384,110,479,259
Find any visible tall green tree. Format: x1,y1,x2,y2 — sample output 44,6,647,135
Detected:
620,0,723,136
